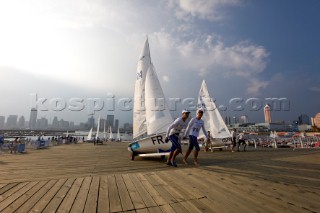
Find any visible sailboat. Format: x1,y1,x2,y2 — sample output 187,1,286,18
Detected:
198,80,231,150
95,116,103,144
109,126,114,141
116,128,121,142
103,120,107,142
86,128,93,142
128,37,173,160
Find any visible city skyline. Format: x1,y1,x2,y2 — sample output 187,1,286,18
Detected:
0,1,319,125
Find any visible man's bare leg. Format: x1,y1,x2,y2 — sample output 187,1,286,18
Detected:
194,150,199,166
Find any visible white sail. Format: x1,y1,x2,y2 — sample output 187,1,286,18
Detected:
198,80,231,138
133,37,151,139
145,64,173,135
117,128,121,141
109,126,114,140
66,130,69,137
103,120,106,140
87,128,93,141
95,116,100,140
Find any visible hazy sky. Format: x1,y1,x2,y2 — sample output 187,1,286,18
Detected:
1,0,319,125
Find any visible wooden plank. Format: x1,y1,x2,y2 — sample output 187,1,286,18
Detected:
0,181,38,212
148,206,163,213
122,173,146,210
159,204,176,213
97,176,109,213
188,199,214,213
136,208,149,213
70,176,92,213
0,183,19,195
0,184,7,190
179,201,202,213
30,179,67,212
57,177,84,213
170,202,189,213
156,171,202,200
0,182,29,202
16,179,57,213
130,173,157,208
136,173,167,206
2,181,47,213
143,174,177,204
42,178,75,213
84,176,100,213
107,175,122,213
115,174,134,211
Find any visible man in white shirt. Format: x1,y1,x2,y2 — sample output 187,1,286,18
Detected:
237,131,247,151
183,109,210,166
165,109,190,167
230,128,237,152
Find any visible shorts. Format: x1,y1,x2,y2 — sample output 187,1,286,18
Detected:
169,134,181,152
188,135,200,151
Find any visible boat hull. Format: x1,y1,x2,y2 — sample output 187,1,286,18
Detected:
128,133,171,155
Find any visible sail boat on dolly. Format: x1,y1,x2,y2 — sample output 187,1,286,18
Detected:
128,37,173,160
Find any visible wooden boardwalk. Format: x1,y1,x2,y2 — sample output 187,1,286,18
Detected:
0,143,319,212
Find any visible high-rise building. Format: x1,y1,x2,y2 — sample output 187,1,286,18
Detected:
36,117,48,129
298,114,311,125
59,119,69,130
264,104,272,123
232,116,238,124
0,116,5,129
6,115,18,129
114,119,119,131
88,116,95,129
18,116,25,129
52,116,59,129
29,108,37,130
240,115,249,124
123,123,131,132
314,113,320,129
99,119,105,131
224,116,229,125
106,115,114,129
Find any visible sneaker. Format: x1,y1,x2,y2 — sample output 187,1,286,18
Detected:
166,162,172,166
171,161,178,167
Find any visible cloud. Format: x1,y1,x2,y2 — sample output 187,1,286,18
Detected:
168,0,242,20
309,86,320,92
246,79,269,96
162,75,170,82
150,31,269,95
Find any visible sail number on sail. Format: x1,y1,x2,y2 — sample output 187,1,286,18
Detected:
137,70,143,80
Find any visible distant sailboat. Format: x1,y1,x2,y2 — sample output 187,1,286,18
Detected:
87,128,93,141
109,126,114,141
95,116,100,141
117,128,121,142
198,80,231,150
128,37,173,160
103,120,107,141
